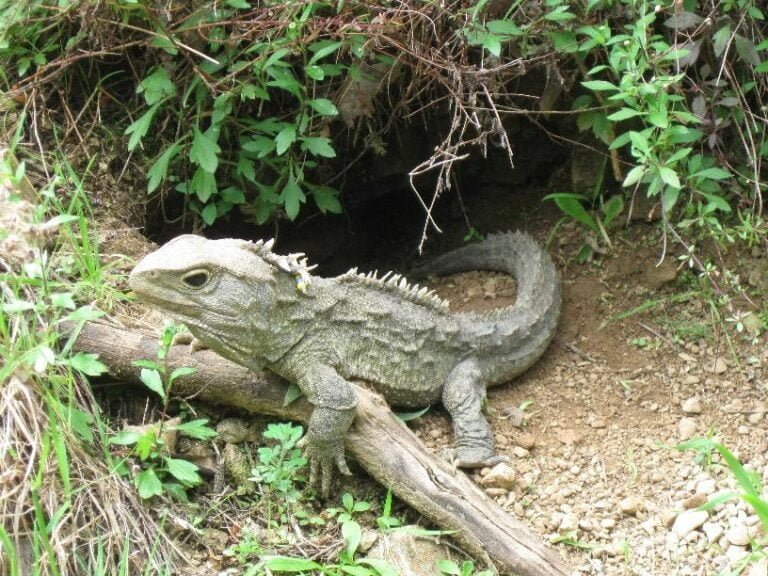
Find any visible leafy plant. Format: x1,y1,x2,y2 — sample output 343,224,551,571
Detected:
376,489,403,531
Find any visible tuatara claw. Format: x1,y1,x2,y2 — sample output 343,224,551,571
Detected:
298,435,351,497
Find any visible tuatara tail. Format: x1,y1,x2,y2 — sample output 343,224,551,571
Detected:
413,231,561,387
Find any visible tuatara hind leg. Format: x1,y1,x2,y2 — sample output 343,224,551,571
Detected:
442,359,508,468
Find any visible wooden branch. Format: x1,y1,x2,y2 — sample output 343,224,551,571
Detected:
66,321,569,576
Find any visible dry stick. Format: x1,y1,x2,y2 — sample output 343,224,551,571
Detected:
65,320,569,576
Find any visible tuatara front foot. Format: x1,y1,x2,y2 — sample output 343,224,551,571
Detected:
299,405,356,496
298,434,351,497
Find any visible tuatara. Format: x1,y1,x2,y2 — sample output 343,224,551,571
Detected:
129,232,561,494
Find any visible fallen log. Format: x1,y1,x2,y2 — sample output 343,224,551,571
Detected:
66,320,570,576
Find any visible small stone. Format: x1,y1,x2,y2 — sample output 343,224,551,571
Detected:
702,522,724,544
671,510,708,537
682,397,703,414
600,518,616,530
678,352,697,363
481,462,516,491
679,417,698,440
708,357,728,374
619,495,644,516
683,374,701,385
429,428,442,440
512,446,529,458
683,493,707,509
738,425,750,435
516,432,536,450
558,428,582,445
590,418,608,429
696,479,717,495
748,411,764,424
725,524,750,546
559,513,579,533
725,544,749,563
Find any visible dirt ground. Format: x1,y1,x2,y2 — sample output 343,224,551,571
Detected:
409,219,768,576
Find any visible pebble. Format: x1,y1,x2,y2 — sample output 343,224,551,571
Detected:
516,432,537,449
480,462,516,490
708,357,728,374
682,493,707,509
512,446,530,458
748,411,764,424
671,510,708,538
725,524,750,546
702,522,723,543
619,495,644,516
558,428,582,445
696,478,717,495
681,397,702,414
678,417,698,440
738,425,750,435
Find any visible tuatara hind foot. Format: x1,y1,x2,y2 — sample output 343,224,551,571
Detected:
443,447,510,469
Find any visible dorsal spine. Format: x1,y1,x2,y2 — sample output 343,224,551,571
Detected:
337,268,451,312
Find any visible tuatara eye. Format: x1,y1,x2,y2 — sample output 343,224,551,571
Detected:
182,270,210,289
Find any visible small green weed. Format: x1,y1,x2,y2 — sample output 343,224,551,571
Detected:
436,558,494,576
677,438,768,532
108,323,213,500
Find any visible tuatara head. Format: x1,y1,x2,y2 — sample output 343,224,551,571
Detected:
129,234,278,328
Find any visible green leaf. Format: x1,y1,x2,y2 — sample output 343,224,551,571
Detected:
147,141,182,194
165,457,202,485
581,80,619,91
648,109,669,128
262,556,323,572
125,102,161,151
138,67,176,106
308,40,342,65
50,292,76,309
601,195,624,227
622,165,645,187
482,35,502,57
543,193,599,233
242,136,276,158
305,65,325,80
307,98,339,116
312,186,342,214
395,406,430,422
69,352,109,376
169,366,197,383
275,125,297,155
280,176,305,220
264,47,291,70
189,128,221,173
691,167,731,180
658,166,681,189
108,430,141,445
342,520,362,558
701,193,731,213
485,20,521,35
174,419,218,440
301,136,336,158
662,186,679,213
139,368,165,400
606,108,644,121
735,35,760,66
136,469,163,499
713,25,731,58
190,167,217,203
436,559,462,575
200,203,217,226
226,0,250,8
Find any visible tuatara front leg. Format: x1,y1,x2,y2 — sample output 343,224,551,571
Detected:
291,364,358,496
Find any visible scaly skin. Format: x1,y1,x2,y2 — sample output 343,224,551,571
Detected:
129,231,561,494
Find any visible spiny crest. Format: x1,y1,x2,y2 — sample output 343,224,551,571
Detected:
244,238,317,293
337,268,451,312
